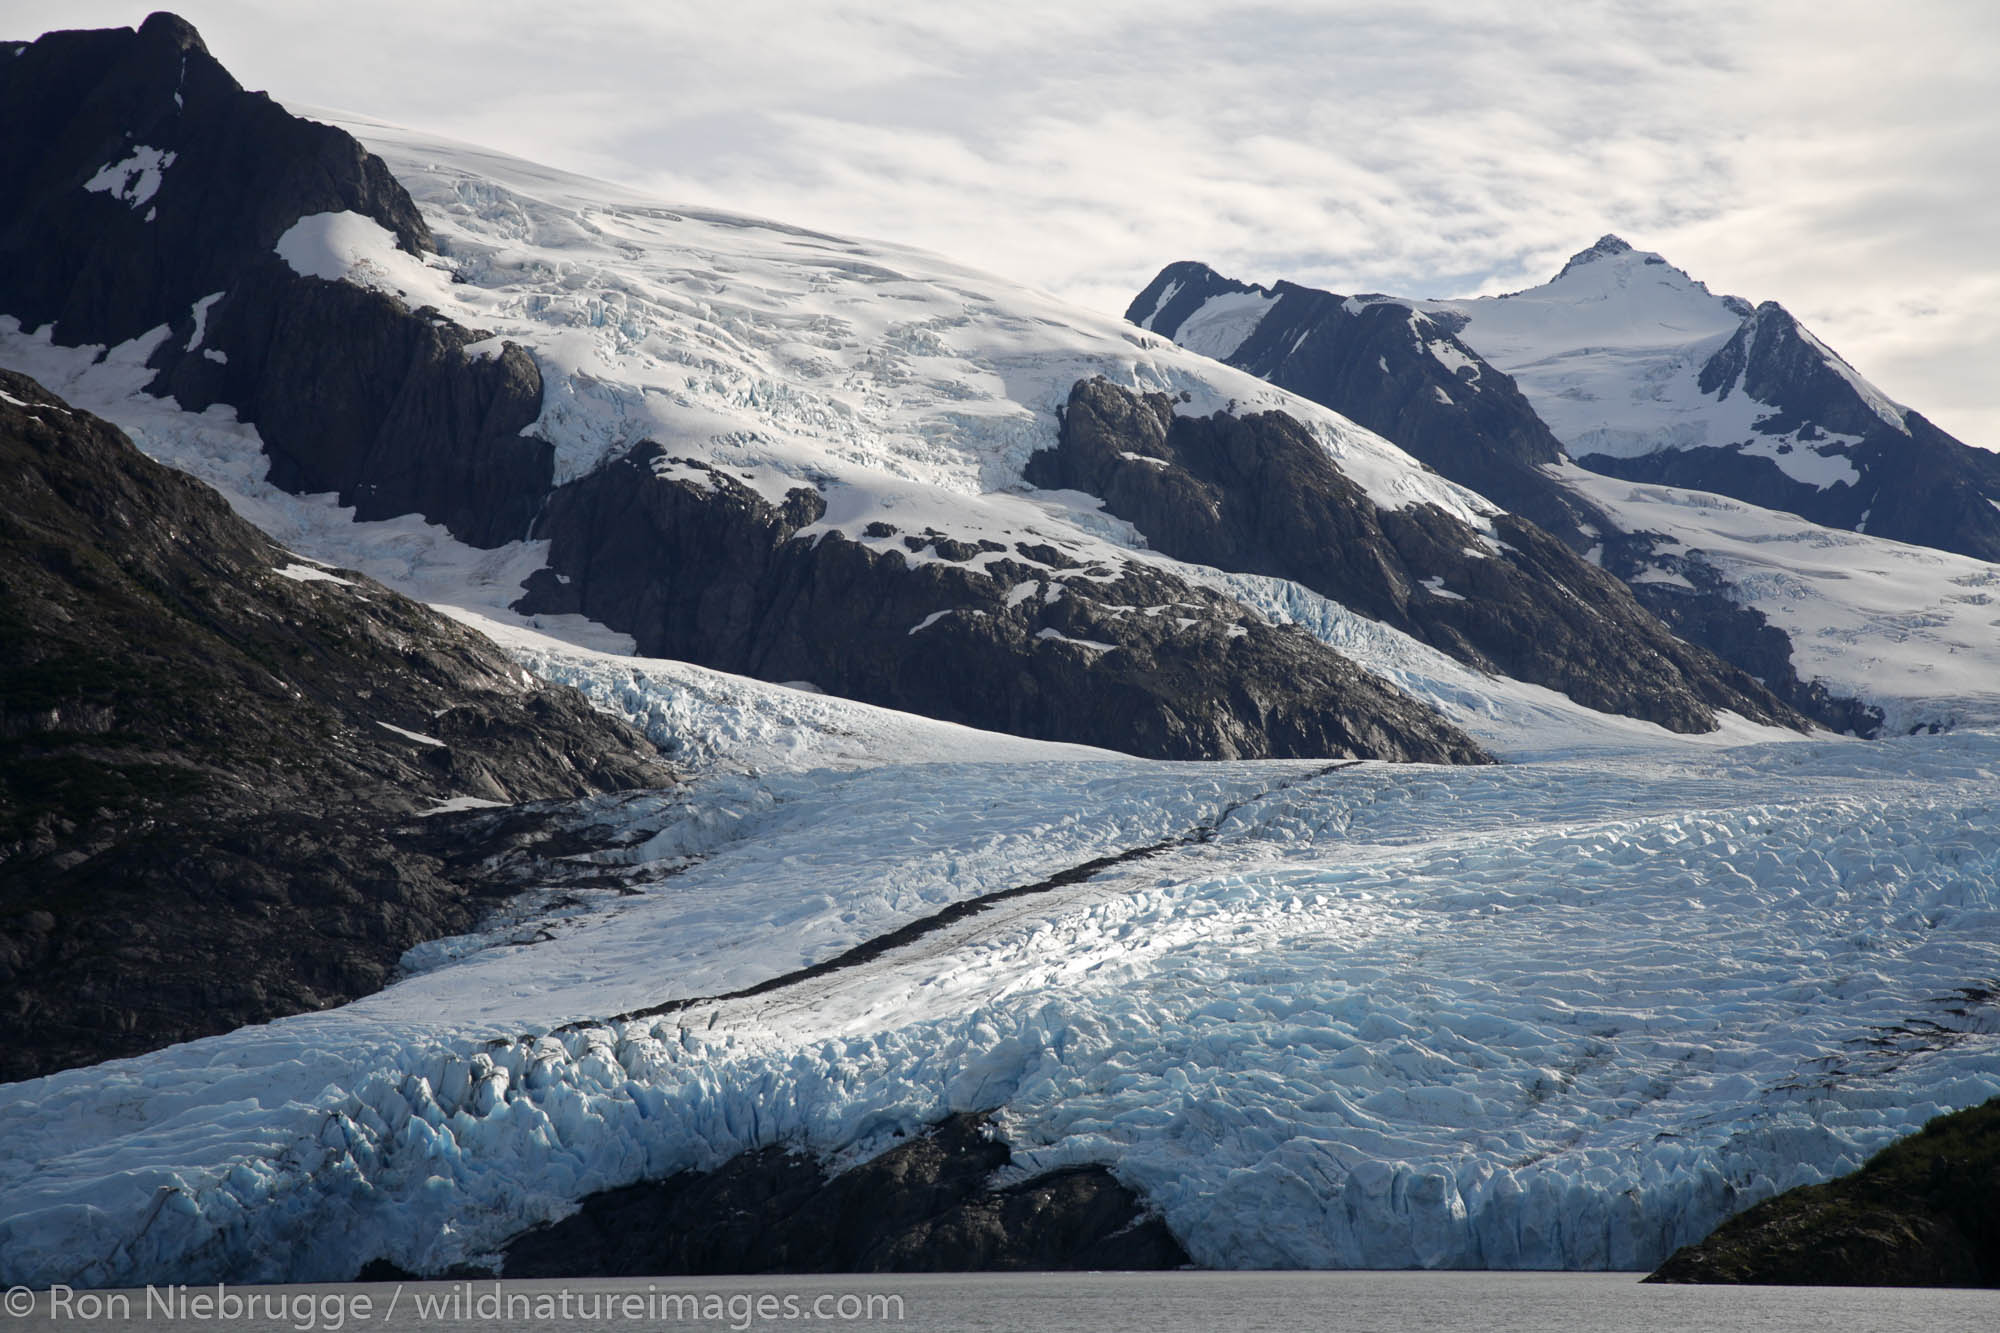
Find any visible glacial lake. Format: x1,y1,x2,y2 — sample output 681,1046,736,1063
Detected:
15,1271,1997,1332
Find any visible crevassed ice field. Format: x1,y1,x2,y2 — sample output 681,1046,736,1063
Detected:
1,117,1997,1289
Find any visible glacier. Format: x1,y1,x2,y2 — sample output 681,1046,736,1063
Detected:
5,106,2000,1290
2,705,1996,1285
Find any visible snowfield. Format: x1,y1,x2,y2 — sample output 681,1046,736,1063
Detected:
1,728,1996,1285
1564,464,2000,733
313,107,1495,544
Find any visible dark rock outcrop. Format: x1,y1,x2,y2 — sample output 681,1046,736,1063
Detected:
1131,261,1609,550
0,371,668,1081
1027,378,1807,736
1647,1097,2000,1286
497,1112,1188,1276
0,13,552,547
517,446,1490,764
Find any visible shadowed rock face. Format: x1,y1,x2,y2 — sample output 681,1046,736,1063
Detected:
0,371,668,1082
1648,1097,2000,1287
0,12,552,548
492,1112,1189,1277
516,445,1492,765
1027,378,1807,737
0,13,429,345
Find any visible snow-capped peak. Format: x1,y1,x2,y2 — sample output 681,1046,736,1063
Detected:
1420,237,1911,472
1552,233,1635,278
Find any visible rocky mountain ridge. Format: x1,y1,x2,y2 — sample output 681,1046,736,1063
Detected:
0,368,668,1081
1028,378,1801,734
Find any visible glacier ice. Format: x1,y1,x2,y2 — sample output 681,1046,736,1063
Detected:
2,731,1996,1286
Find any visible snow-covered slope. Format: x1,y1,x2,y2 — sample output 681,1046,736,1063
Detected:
1419,237,2000,560
3,726,1996,1284
1562,464,2000,733
319,109,1487,539
1421,237,1864,483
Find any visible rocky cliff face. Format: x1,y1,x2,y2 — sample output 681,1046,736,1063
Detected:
516,444,1491,764
494,1112,1187,1277
0,12,552,548
1648,1097,2000,1286
1027,378,1806,736
0,371,668,1081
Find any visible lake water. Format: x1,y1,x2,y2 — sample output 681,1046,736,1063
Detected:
13,1271,1996,1332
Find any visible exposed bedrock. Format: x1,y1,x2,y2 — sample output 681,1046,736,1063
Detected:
493,1112,1189,1277
516,445,1491,765
0,12,552,548
0,371,668,1082
1026,377,1806,736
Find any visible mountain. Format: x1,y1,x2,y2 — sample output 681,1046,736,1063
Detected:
1428,237,2000,562
1131,243,2000,734
1135,239,2000,563
4,14,2000,1293
1026,377,1795,734
1131,259,1606,551
0,15,1809,759
0,368,668,1081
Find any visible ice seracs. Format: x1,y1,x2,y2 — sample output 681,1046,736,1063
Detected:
2,730,1996,1286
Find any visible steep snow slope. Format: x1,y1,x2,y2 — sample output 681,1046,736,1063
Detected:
2,728,1996,1285
315,109,1490,539
1562,464,2000,733
1420,238,1780,465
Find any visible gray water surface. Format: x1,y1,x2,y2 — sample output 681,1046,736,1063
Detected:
16,1271,1996,1332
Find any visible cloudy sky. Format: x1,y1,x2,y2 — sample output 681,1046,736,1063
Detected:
20,2,1999,444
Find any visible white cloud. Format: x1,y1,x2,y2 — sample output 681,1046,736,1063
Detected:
14,0,1998,444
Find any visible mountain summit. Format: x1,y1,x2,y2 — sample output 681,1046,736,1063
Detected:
1552,232,1638,278
1131,242,2000,733
1421,245,2000,560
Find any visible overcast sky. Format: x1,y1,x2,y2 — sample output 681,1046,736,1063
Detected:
19,2,1998,445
